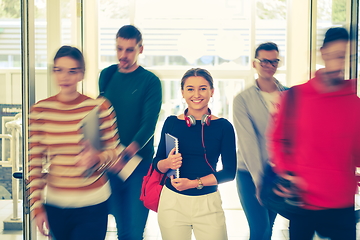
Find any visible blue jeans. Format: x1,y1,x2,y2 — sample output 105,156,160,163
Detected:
289,206,356,240
237,170,277,240
107,160,150,240
44,201,108,240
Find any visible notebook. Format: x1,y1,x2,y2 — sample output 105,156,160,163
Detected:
165,133,179,178
81,104,142,181
81,105,102,150
117,144,142,181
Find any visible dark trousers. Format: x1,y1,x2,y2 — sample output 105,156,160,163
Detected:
289,206,356,240
44,201,108,240
107,160,150,240
237,170,277,240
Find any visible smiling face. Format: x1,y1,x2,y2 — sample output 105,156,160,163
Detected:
181,76,214,113
116,37,143,73
253,50,279,81
53,56,84,96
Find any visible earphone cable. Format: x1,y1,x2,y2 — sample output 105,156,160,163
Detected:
201,124,215,172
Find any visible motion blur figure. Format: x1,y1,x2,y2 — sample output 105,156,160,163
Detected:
98,25,162,240
233,42,286,240
269,27,360,240
28,46,121,240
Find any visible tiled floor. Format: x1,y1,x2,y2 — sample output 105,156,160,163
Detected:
0,181,357,239
0,202,290,240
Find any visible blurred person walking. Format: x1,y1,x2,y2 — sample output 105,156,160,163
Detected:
98,25,162,240
269,27,360,240
28,46,122,240
233,42,286,240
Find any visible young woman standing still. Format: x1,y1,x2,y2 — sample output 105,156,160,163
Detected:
153,68,237,240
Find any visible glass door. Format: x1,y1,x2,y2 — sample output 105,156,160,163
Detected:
20,0,85,239
0,0,24,239
311,0,358,79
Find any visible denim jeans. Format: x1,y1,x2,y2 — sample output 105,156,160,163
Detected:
44,201,108,240
289,206,356,240
107,160,150,240
236,170,277,240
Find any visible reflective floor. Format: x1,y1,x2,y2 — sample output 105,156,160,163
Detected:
0,201,290,240
1,205,345,240
0,181,359,240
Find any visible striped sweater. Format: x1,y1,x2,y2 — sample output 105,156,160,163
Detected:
28,94,121,218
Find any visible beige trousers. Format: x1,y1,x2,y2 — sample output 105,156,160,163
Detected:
158,186,228,240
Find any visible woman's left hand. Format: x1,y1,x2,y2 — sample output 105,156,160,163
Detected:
171,177,197,191
76,141,100,168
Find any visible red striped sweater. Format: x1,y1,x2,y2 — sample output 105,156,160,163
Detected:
28,94,121,218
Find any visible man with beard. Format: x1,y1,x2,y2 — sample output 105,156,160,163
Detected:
269,27,360,240
98,25,162,240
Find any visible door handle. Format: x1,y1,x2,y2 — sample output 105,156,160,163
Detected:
13,171,23,179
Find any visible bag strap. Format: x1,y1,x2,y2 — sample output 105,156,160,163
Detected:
99,64,118,96
148,163,167,185
160,170,167,185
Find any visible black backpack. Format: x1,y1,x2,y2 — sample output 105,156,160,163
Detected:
99,64,118,96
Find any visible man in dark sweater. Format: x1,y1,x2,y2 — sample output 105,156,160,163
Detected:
98,25,162,240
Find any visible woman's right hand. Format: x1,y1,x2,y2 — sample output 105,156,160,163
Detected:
165,148,182,170
35,211,50,237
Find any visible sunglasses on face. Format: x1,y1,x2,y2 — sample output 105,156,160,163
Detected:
254,58,280,67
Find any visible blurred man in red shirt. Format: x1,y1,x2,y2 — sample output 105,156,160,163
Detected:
269,27,360,240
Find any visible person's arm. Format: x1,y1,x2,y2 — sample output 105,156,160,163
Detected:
129,75,162,154
153,121,167,173
153,117,181,174
27,106,47,220
171,120,237,191
157,148,182,174
97,99,122,165
77,99,123,173
96,99,125,173
34,212,50,237
233,93,263,188
212,120,237,184
171,174,217,192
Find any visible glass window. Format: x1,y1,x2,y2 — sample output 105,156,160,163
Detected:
98,0,253,69
98,0,131,69
0,1,23,166
0,1,23,237
97,0,288,124
314,0,349,71
0,55,10,68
